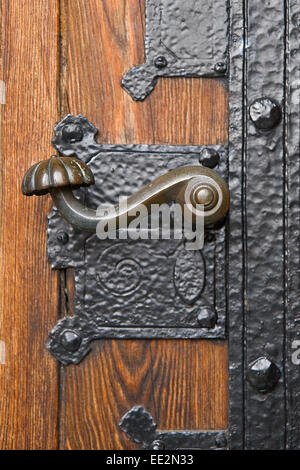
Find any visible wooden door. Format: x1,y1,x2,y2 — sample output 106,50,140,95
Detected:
0,0,229,450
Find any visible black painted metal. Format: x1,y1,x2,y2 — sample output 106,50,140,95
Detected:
228,0,300,451
227,0,244,450
244,0,285,450
47,115,228,364
121,0,228,101
119,406,228,450
285,0,300,451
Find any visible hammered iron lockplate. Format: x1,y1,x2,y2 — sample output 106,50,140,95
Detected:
122,0,228,101
46,115,228,364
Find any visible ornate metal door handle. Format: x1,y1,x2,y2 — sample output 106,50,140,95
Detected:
22,156,230,232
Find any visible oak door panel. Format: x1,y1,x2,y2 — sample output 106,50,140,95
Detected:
0,0,59,450
59,0,229,450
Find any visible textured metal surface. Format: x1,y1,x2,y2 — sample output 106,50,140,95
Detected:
119,406,228,450
122,0,228,101
285,0,300,450
228,0,298,450
46,116,228,364
243,0,285,450
227,0,244,449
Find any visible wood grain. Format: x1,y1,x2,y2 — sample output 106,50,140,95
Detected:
61,0,228,145
63,340,228,450
60,0,229,450
0,0,59,449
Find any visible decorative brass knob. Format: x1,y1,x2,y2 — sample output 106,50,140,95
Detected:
22,156,230,232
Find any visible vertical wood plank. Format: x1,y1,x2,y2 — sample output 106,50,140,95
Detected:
0,0,59,449
60,0,228,449
62,0,228,145
64,341,228,450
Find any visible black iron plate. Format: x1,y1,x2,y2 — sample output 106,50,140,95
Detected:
119,406,228,450
47,115,228,364
122,0,228,101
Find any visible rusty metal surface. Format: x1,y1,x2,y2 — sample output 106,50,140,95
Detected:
122,0,228,100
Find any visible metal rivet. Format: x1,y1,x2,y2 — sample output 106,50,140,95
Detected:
151,440,165,450
154,56,168,69
57,231,69,244
247,357,281,393
215,434,227,448
214,62,227,74
197,307,217,329
199,148,220,169
249,98,282,130
61,330,82,352
62,123,84,143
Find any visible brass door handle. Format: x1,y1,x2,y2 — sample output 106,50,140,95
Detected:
22,156,230,232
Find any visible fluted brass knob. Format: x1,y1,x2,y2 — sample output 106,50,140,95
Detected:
22,155,94,196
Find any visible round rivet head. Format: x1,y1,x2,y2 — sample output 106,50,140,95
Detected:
61,330,82,352
62,123,84,143
214,62,227,73
57,231,69,244
247,357,281,393
151,440,165,450
215,434,227,448
154,56,168,69
199,148,220,169
249,98,282,130
197,308,217,329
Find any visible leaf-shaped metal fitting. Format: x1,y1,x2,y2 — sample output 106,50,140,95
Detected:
22,155,95,196
174,249,205,304
119,406,157,444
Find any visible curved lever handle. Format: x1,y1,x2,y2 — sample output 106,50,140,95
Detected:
22,156,230,233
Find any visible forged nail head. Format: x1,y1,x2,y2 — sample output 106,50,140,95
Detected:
249,98,282,130
151,440,165,450
214,62,227,73
199,148,220,169
197,307,217,328
62,123,84,143
247,357,281,393
154,56,168,69
60,330,82,352
215,434,228,448
57,231,69,244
